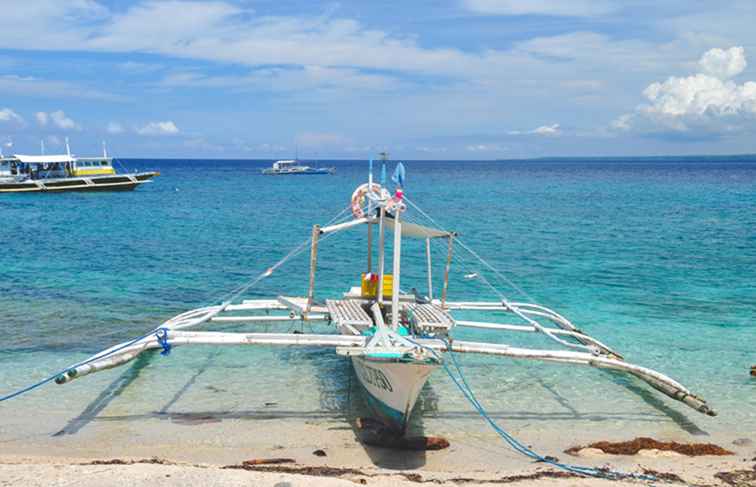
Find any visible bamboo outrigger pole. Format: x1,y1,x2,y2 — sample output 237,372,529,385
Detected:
441,234,454,308
367,221,373,272
306,224,320,314
425,237,433,300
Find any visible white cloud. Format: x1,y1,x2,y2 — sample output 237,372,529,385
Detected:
466,143,506,152
0,107,24,125
106,121,124,134
698,46,746,80
0,1,516,82
51,110,80,130
116,61,163,74
464,0,618,17
610,113,632,131
508,123,561,135
0,74,123,101
533,123,561,135
35,111,48,126
137,121,180,136
614,46,756,134
34,110,80,130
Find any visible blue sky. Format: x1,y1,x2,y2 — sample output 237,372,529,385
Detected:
2,0,756,159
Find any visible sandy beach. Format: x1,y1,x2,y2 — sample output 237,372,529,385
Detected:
1,449,754,487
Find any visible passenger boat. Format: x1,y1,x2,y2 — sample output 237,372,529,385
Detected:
50,156,714,437
262,159,335,175
0,144,158,193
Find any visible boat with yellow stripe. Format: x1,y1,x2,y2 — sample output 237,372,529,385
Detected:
0,142,158,193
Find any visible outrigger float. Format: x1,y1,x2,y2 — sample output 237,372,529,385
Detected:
53,157,714,436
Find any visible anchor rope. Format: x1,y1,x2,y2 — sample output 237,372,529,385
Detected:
405,336,655,482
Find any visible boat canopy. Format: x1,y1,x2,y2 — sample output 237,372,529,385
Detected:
384,212,455,239
13,154,74,164
272,160,297,169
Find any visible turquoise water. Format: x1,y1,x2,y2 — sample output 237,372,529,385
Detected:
1,158,754,462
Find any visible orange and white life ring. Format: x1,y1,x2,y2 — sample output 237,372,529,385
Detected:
351,183,389,218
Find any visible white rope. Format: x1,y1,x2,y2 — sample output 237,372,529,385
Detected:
212,201,362,308
404,197,535,301
402,199,597,354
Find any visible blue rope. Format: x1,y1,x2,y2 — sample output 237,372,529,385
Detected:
413,338,655,482
155,328,172,356
0,327,165,403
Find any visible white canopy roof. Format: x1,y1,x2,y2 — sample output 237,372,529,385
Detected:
384,213,454,239
13,154,74,164
318,213,455,239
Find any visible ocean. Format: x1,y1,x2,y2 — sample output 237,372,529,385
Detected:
0,158,754,467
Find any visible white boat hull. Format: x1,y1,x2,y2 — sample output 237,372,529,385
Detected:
351,355,439,435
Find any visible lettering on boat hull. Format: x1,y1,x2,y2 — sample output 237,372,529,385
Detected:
352,356,438,434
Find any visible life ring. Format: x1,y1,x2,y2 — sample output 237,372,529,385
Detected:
351,183,389,218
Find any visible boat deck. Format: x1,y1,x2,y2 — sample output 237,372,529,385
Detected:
405,303,455,334
327,298,456,337
326,299,373,334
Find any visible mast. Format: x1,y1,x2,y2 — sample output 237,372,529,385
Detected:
376,152,389,307
376,206,386,304
391,205,402,329
388,154,406,329
366,158,373,272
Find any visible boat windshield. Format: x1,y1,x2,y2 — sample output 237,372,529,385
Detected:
273,160,299,170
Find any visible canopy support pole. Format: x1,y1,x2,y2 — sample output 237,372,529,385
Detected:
391,207,402,329
441,235,454,308
377,207,386,303
367,221,373,273
306,224,320,314
425,237,433,300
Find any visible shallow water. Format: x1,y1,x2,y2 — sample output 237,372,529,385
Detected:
1,158,754,466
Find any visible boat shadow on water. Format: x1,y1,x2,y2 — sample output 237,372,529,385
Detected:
51,344,440,468
51,345,707,460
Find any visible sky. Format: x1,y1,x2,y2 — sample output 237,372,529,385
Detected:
2,0,756,159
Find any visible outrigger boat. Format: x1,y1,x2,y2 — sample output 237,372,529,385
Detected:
0,141,158,193
52,157,714,436
262,159,335,175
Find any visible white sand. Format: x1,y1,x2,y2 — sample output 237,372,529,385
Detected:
1,451,753,487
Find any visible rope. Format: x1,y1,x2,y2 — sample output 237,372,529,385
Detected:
156,328,172,356
404,196,535,301
0,328,159,402
408,336,655,482
402,202,597,354
0,202,361,403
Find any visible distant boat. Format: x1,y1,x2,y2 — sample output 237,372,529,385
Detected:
0,142,158,193
261,159,335,175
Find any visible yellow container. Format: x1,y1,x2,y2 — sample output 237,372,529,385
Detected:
361,273,393,298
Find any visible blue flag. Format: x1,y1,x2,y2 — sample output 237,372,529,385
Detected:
392,162,406,188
